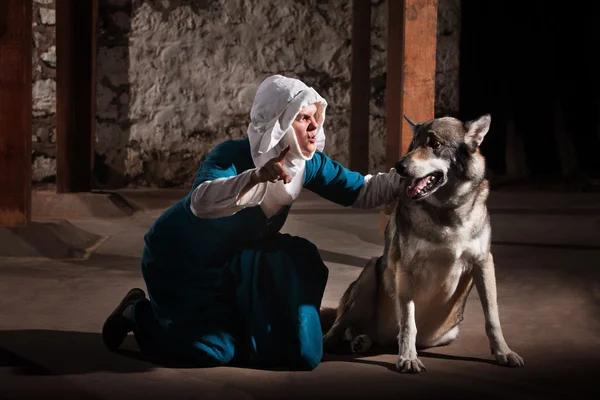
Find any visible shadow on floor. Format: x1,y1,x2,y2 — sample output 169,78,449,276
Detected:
318,249,372,268
2,329,600,399
320,346,498,373
0,330,154,376
0,329,500,376
0,330,436,375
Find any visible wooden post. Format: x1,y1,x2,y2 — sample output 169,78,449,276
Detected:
380,0,438,235
55,0,98,193
0,0,32,227
349,0,371,174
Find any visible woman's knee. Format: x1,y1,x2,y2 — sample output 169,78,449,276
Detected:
291,304,324,371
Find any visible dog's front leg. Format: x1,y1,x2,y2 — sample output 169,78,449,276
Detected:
394,270,426,373
473,253,525,367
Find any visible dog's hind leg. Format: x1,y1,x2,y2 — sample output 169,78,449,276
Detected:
345,328,373,354
322,279,354,351
322,288,356,352
322,257,380,353
320,306,338,334
322,320,350,351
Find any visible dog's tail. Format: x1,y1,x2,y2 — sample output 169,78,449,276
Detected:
320,306,338,334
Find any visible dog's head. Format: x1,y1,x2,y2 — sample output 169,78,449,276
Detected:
394,114,491,202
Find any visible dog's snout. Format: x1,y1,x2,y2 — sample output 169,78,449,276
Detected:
395,159,409,177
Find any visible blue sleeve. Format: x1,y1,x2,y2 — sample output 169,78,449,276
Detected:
303,151,365,207
191,140,240,190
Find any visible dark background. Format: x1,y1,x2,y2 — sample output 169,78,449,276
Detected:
460,0,600,181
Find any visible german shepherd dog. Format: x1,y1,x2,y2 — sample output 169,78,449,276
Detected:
321,114,524,373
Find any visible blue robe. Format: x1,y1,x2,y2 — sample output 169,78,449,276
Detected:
130,138,365,370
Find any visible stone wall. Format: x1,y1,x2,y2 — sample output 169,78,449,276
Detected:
32,0,57,183
32,0,461,188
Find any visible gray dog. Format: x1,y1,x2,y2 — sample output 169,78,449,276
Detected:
321,114,525,373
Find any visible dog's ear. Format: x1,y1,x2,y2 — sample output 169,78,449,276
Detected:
464,114,491,150
404,115,421,135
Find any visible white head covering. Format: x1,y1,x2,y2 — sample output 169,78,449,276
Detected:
247,75,328,216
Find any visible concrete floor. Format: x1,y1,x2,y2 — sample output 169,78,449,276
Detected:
1,188,600,400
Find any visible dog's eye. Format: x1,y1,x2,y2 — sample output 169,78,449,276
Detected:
429,139,441,150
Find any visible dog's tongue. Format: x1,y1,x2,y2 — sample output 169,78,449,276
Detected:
406,177,429,198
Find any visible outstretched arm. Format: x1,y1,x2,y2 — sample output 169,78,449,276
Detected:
304,152,401,209
351,168,402,210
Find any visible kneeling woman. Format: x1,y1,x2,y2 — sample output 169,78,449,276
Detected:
102,75,401,371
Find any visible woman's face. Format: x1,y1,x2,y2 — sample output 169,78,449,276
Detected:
292,103,320,157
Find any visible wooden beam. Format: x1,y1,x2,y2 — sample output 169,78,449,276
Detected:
55,0,98,193
386,0,438,167
349,0,371,174
0,0,32,227
381,0,438,234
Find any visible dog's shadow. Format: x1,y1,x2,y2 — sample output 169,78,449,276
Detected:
321,343,497,372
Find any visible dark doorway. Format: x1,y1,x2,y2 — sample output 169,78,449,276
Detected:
459,0,600,183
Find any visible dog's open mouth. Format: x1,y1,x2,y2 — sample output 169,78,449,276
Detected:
406,171,445,200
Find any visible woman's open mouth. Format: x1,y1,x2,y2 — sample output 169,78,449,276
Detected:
406,171,445,200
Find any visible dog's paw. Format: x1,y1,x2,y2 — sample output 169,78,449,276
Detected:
351,334,372,354
396,356,427,373
493,349,525,367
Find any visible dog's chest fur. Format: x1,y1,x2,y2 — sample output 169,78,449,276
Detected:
402,226,487,302
387,200,490,306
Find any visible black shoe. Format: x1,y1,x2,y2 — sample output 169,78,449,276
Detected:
102,288,146,351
